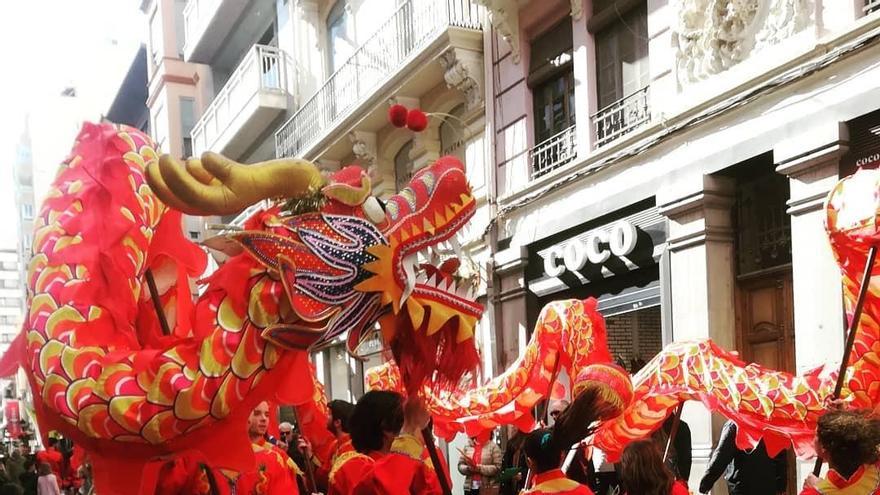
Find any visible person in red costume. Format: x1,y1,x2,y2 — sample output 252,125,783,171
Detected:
521,387,624,495
327,390,441,495
230,401,302,495
321,399,355,485
35,438,62,478
619,440,689,495
801,409,880,495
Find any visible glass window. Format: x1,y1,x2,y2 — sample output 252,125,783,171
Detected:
174,0,187,57
327,0,355,75
149,10,163,67
21,204,33,220
530,20,575,144
152,103,168,153
394,140,414,192
440,104,466,161
595,3,649,109
180,97,196,158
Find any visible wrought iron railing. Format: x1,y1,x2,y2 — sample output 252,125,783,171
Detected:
190,45,289,156
866,0,880,13
529,125,578,179
592,86,651,148
275,0,482,158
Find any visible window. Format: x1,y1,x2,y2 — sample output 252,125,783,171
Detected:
440,104,466,162
149,10,164,67
529,19,575,144
0,261,16,271
21,204,33,220
174,0,187,57
180,97,196,158
2,279,19,289
152,103,168,152
326,0,354,75
394,140,414,192
594,3,648,110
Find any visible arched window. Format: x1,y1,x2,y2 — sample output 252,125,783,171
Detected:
394,140,414,191
440,104,466,162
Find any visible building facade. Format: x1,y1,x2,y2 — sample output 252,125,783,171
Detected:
486,0,880,493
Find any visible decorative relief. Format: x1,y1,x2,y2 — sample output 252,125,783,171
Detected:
438,49,485,109
473,0,521,63
672,0,813,86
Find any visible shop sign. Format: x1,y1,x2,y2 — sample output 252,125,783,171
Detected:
5,400,21,438
543,221,639,277
855,152,880,168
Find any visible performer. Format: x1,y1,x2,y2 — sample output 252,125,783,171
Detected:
327,400,356,465
801,409,880,495
619,440,689,495
231,401,301,495
35,438,62,479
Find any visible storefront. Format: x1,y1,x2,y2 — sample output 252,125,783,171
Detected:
525,199,669,374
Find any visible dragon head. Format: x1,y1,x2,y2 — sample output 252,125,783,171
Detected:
356,156,483,346
146,153,483,380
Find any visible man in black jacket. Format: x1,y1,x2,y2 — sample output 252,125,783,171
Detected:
699,420,787,495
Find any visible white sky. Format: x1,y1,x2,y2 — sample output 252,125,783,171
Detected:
0,0,145,248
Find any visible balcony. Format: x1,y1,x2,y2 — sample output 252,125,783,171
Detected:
275,0,483,160
183,0,274,64
866,0,880,14
190,45,291,159
592,86,651,149
529,126,578,179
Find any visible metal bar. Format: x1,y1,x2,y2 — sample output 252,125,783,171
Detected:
812,244,877,476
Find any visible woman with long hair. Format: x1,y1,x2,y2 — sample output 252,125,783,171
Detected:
36,463,60,495
619,440,688,495
801,409,880,494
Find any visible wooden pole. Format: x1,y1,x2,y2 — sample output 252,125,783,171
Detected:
663,403,684,463
812,245,877,476
525,356,564,488
421,419,452,495
145,269,171,337
290,405,318,493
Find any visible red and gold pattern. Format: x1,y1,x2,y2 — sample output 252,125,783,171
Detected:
10,122,484,494
368,168,880,462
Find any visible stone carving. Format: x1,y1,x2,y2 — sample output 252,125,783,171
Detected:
349,131,377,168
439,48,485,109
672,0,813,86
473,0,521,63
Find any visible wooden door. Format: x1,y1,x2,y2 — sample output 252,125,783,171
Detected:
735,267,796,494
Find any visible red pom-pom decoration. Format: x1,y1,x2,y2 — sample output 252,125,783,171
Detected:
388,104,408,128
406,109,428,132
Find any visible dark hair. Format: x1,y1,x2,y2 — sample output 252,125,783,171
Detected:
349,391,404,453
524,387,619,473
37,463,52,476
46,438,57,448
817,409,880,479
328,400,355,433
620,439,674,495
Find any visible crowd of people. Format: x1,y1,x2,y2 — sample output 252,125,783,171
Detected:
0,437,91,495
232,391,880,495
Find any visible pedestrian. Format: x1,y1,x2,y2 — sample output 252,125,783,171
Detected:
458,435,502,495
619,440,689,495
36,463,60,495
659,414,691,481
801,409,880,494
499,426,528,495
19,460,37,495
698,420,787,495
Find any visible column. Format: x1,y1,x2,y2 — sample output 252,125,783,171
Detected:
657,174,736,494
572,0,597,155
775,121,847,487
492,246,531,371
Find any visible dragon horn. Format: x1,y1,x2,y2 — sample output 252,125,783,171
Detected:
145,152,325,216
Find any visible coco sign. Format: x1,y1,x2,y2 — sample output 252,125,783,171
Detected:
543,221,639,277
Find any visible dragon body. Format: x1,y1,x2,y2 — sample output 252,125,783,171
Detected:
9,123,484,494
368,167,880,461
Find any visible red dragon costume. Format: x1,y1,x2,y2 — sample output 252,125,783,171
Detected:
0,122,484,494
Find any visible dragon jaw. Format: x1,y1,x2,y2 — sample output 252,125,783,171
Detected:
356,156,483,344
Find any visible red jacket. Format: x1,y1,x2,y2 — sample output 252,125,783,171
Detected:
523,469,594,495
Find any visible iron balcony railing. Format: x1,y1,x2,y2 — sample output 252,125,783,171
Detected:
529,125,578,179
275,0,482,159
190,44,289,156
592,86,651,149
866,0,880,14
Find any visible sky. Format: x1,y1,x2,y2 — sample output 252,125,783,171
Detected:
0,0,145,248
